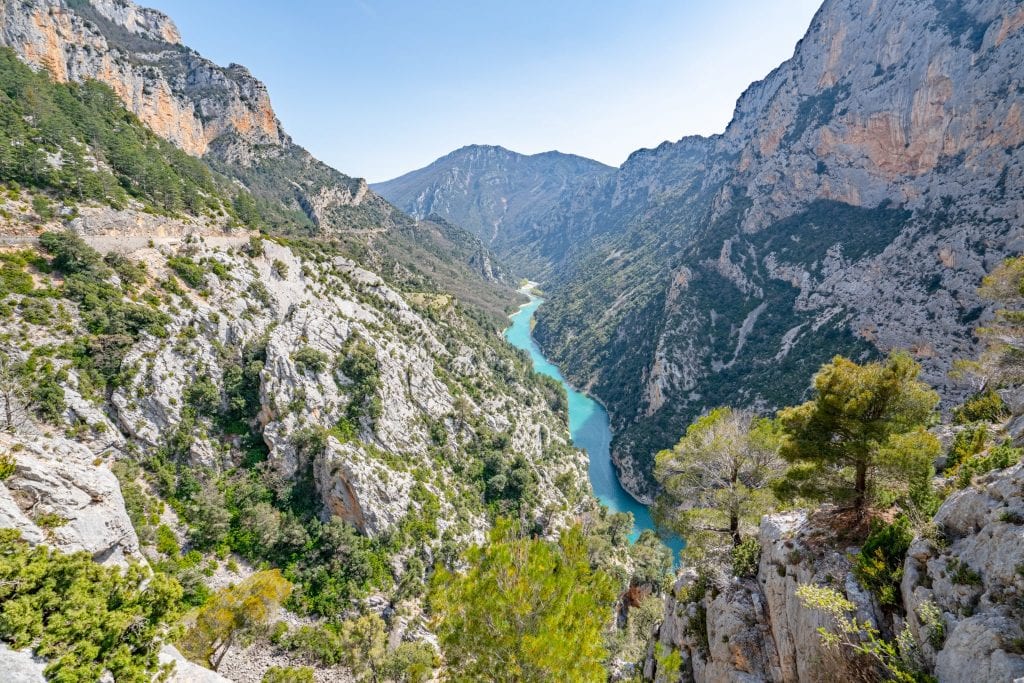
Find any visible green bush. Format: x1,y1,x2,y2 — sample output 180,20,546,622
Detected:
338,336,380,421
952,389,1009,424
731,537,761,578
429,520,617,682
947,558,983,586
155,524,181,557
262,666,314,683
0,529,183,681
292,347,330,375
31,195,53,220
0,252,35,297
167,256,206,289
38,230,104,276
853,515,913,607
186,376,221,417
0,452,15,480
956,440,1022,488
946,425,987,469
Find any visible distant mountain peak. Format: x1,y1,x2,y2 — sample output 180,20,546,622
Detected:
373,146,614,266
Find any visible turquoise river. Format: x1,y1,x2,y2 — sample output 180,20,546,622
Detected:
505,290,684,556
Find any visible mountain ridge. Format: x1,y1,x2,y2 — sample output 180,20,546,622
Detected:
373,143,614,276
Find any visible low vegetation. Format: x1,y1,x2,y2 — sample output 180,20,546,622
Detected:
0,529,183,681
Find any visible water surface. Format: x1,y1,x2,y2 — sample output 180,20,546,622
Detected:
505,291,684,556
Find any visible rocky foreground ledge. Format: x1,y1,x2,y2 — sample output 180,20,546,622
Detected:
644,463,1024,683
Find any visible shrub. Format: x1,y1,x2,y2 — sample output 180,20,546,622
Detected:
262,666,314,683
917,599,945,650
186,376,221,417
31,195,53,220
39,231,105,276
155,524,181,557
947,425,987,470
0,452,15,480
0,529,183,681
853,515,913,607
271,259,289,279
797,584,931,683
731,537,761,578
339,337,381,421
292,347,330,375
952,389,1009,424
246,234,265,257
167,256,206,289
948,558,983,586
956,440,1022,488
0,252,34,297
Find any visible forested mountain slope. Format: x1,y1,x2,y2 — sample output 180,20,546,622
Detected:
0,0,516,322
527,0,1024,499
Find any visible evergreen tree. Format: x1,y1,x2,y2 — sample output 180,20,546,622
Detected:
179,570,292,671
654,407,781,549
429,520,617,682
775,353,939,513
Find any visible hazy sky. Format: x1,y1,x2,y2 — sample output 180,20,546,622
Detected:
145,1,822,182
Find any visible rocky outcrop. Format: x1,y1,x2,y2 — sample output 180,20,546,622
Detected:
646,510,877,683
0,0,283,156
314,438,413,537
902,462,1024,682
646,464,1024,683
0,433,142,565
100,236,585,541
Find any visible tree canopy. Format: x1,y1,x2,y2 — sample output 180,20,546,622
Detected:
429,520,618,682
775,353,939,512
0,529,182,682
654,407,781,551
178,569,292,671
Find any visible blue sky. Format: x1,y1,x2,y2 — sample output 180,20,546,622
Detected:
146,1,822,182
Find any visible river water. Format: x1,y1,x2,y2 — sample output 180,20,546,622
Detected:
504,291,684,556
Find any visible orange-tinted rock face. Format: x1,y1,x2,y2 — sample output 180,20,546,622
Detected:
2,0,284,158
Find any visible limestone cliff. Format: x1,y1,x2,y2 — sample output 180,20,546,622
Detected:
0,0,417,241
644,468,1024,682
529,0,1024,500
0,0,283,156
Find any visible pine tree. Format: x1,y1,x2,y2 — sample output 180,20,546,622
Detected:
654,407,781,550
178,570,292,670
429,520,617,682
775,353,939,513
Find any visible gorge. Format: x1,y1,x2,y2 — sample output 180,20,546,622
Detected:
504,285,684,556
0,0,1023,681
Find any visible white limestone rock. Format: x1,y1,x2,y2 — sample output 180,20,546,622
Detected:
0,433,141,565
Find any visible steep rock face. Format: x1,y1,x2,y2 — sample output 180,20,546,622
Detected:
107,237,586,540
0,0,422,242
645,510,877,683
0,0,283,156
532,0,1024,499
902,462,1024,682
0,433,142,566
646,464,1024,683
373,145,614,275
